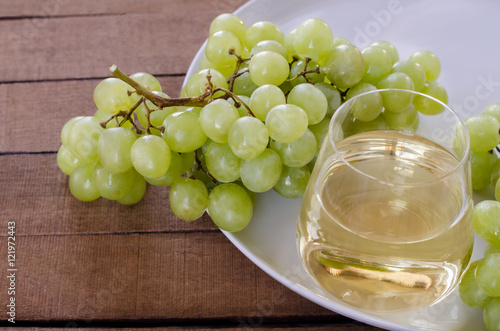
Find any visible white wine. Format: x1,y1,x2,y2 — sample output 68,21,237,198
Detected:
297,130,473,312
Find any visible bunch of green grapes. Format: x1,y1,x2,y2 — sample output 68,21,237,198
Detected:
57,13,449,233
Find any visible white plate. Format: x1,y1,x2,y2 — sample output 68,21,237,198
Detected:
185,0,500,329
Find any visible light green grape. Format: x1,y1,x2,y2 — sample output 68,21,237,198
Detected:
308,117,330,154
495,178,500,202
131,135,171,179
293,18,334,63
377,72,415,113
471,151,496,190
97,127,137,173
250,40,288,58
169,177,208,222
266,104,308,143
199,99,240,143
413,81,448,115
208,183,253,232
249,84,286,122
116,170,147,205
492,161,500,187
465,115,500,152
289,59,325,87
93,77,135,114
198,54,235,78
475,253,500,297
361,46,392,84
346,83,383,122
145,151,184,186
368,40,399,64
484,297,500,331
239,148,282,193
383,104,419,133
61,116,84,146
391,59,426,91
483,102,500,123
93,162,135,200
228,95,251,117
209,13,247,45
344,114,389,137
67,116,104,162
485,243,500,257
283,28,298,62
232,69,259,97
323,44,365,90
205,142,241,183
57,144,82,176
249,51,289,86
163,111,207,153
314,82,341,117
459,260,491,309
332,36,352,48
129,72,162,103
273,166,311,199
205,30,242,67
135,91,178,129
474,200,500,246
228,116,269,160
409,50,441,81
69,162,100,201
245,21,284,50
270,129,317,168
184,69,228,98
181,152,196,175
287,83,328,125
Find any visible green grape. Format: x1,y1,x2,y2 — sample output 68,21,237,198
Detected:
239,148,282,193
270,129,317,168
198,54,235,78
368,40,399,64
117,170,147,205
228,95,251,117
250,40,288,58
169,177,208,222
249,51,289,86
184,69,228,98
245,21,284,50
57,144,82,176
67,116,104,162
346,83,383,122
332,36,352,48
145,151,184,186
131,135,171,179
93,161,135,200
163,111,207,153
323,44,365,90
459,260,491,309
287,83,328,125
208,183,253,232
409,50,441,81
492,160,500,187
361,45,392,84
283,28,298,62
308,117,330,154
413,81,448,115
135,91,178,129
69,162,100,201
495,178,500,202
97,127,137,173
293,18,334,63
266,104,308,143
249,84,286,121
205,30,242,67
483,102,500,123
289,59,325,87
273,166,311,199
209,13,247,45
205,142,241,183
228,116,269,160
474,200,500,246
61,116,84,146
129,72,162,103
485,243,500,257
476,253,500,297
232,69,259,97
377,72,415,113
465,115,500,153
391,59,426,91
344,114,389,137
314,82,341,117
199,99,240,143
93,77,135,114
94,109,133,129
471,151,496,190
383,104,419,133
484,297,500,331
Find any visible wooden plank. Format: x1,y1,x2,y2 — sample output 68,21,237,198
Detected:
0,76,185,153
0,154,217,236
0,233,343,324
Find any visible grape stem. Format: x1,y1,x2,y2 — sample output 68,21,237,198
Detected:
227,48,251,92
99,96,144,133
191,150,219,185
288,57,320,84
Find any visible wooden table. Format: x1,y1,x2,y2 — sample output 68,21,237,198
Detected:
0,1,380,329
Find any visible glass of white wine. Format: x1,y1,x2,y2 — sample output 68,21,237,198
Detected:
297,89,473,312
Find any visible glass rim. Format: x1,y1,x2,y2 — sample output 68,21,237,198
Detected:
327,88,471,188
